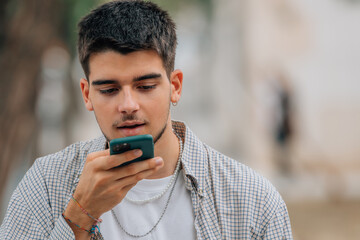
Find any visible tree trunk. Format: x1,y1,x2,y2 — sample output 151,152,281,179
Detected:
0,0,61,208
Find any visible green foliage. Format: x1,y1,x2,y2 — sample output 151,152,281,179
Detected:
151,0,213,17
62,0,101,55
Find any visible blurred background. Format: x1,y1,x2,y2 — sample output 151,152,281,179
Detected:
1,0,360,239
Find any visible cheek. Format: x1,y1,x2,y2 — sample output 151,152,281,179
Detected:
92,94,117,110
93,101,115,121
150,94,170,109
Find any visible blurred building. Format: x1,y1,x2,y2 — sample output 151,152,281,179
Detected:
243,0,360,203
172,0,360,203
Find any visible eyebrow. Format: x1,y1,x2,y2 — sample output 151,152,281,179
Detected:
91,73,162,86
134,73,162,82
91,80,117,86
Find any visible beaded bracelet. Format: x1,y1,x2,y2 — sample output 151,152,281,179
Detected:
71,195,102,224
62,213,100,234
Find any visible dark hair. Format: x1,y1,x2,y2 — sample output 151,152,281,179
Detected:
78,0,177,79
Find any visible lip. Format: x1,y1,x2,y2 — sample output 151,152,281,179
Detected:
116,121,146,137
118,121,145,128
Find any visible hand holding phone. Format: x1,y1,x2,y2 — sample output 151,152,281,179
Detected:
110,134,154,167
65,134,162,237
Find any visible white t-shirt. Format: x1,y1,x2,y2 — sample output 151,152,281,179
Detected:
100,172,196,239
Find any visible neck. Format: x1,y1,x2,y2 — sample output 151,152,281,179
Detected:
147,120,180,179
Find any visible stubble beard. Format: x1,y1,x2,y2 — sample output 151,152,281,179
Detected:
146,100,171,145
153,98,171,144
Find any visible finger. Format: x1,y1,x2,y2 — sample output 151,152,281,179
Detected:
120,183,137,198
110,183,137,202
116,164,164,189
110,157,163,179
103,149,143,170
86,149,110,163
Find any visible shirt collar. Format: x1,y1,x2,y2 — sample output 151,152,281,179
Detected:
172,120,207,197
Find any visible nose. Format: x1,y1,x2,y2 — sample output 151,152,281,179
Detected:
117,88,140,114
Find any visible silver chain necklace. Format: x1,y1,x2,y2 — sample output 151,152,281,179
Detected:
111,132,183,238
124,140,182,204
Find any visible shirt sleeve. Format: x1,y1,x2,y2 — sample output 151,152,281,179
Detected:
262,197,293,240
0,160,76,239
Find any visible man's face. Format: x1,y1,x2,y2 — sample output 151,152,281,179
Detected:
80,50,182,142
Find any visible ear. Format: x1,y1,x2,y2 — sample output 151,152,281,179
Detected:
80,78,94,111
170,69,183,104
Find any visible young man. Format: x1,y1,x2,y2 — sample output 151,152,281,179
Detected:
0,1,292,239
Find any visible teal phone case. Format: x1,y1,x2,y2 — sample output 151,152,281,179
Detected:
109,134,154,167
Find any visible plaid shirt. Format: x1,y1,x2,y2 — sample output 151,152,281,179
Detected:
1,121,292,239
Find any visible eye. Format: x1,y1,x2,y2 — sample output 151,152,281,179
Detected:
137,85,156,90
100,88,119,95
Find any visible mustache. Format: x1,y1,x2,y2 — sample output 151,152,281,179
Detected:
112,114,147,127
121,114,138,122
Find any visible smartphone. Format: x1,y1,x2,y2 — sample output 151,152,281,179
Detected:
109,134,154,167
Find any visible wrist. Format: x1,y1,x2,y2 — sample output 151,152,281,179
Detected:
64,200,97,230
71,195,102,224
62,213,99,233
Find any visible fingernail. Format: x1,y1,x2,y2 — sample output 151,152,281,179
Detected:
134,149,142,156
155,157,163,166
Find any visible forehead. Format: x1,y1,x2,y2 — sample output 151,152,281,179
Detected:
88,50,166,82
